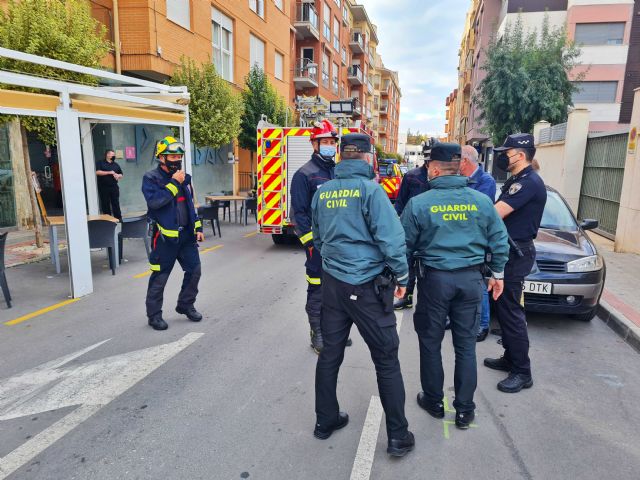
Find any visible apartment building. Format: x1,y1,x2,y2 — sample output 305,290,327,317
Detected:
444,89,459,142
378,67,402,153
567,0,635,131
349,1,378,127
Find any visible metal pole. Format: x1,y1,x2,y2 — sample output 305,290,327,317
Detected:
113,0,122,74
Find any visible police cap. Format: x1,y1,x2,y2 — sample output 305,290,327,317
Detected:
340,133,372,154
494,133,535,152
429,143,461,162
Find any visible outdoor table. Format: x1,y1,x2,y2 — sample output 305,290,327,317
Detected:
205,195,252,225
48,214,120,274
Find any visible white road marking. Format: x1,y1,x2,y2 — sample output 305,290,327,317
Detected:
0,332,204,479
349,311,405,480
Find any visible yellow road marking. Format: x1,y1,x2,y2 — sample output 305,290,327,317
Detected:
201,244,223,254
244,232,258,238
5,298,81,326
133,271,152,279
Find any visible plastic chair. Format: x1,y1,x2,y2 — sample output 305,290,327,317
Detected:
241,197,257,225
119,215,151,264
0,232,11,308
198,204,222,237
87,219,119,275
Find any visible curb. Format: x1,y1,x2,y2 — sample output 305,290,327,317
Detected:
598,299,640,354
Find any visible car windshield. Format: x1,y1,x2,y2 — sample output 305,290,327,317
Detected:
378,164,394,177
541,191,578,231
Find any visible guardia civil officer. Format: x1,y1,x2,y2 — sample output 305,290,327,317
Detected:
311,133,414,457
290,119,352,353
142,136,204,331
460,145,497,342
401,143,509,429
484,133,547,393
392,140,433,310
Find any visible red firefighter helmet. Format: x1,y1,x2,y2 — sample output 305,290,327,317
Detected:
310,119,338,140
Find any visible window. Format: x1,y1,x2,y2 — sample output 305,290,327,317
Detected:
323,3,331,40
575,22,625,46
275,51,284,80
166,0,190,29
333,0,340,6
212,8,233,82
332,61,339,93
274,0,283,10
322,52,329,87
572,81,618,103
250,34,265,70
249,0,264,18
333,17,340,51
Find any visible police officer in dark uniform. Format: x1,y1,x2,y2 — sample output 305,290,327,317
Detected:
311,133,414,457
401,143,509,429
142,136,205,331
392,140,432,310
291,120,351,353
96,149,123,221
484,133,547,393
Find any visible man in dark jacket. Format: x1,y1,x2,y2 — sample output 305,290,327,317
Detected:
460,145,497,342
291,120,348,354
96,149,123,221
142,136,204,331
392,143,431,310
310,133,415,458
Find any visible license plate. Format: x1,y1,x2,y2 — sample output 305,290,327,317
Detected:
523,281,552,295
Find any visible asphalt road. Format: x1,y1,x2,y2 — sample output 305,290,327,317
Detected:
1,223,639,480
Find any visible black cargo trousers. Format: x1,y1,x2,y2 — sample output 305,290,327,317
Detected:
414,265,484,413
315,272,409,440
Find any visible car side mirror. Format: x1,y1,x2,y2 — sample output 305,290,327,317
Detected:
580,219,598,231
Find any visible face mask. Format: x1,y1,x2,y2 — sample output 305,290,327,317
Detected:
496,153,510,172
319,145,337,159
165,160,182,173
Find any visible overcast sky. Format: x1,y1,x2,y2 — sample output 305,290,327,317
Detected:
364,0,469,136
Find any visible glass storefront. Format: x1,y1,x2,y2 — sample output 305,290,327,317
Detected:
92,124,234,214
0,124,17,228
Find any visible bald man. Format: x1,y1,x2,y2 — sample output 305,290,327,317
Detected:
460,145,497,342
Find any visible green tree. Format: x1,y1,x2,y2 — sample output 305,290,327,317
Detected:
239,66,289,155
475,15,582,144
169,58,243,149
0,0,112,144
0,0,111,245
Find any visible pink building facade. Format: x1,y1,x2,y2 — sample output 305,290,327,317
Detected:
566,1,635,132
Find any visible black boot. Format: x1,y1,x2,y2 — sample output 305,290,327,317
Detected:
387,431,415,457
176,305,203,322
148,315,168,331
309,317,324,354
497,373,533,393
394,293,413,310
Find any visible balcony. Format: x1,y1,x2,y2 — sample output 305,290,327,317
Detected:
347,65,364,85
350,32,365,54
293,58,318,89
367,80,374,94
351,97,362,117
380,103,388,115
294,2,319,40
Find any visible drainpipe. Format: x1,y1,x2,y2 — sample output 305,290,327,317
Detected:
113,0,122,74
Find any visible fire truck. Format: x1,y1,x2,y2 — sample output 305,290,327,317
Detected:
256,118,376,244
377,159,403,203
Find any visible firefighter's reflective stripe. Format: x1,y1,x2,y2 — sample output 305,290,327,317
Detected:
149,263,161,272
157,224,179,238
299,231,313,245
194,220,202,230
166,182,179,196
306,275,321,285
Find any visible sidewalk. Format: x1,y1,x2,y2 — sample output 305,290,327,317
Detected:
591,233,640,352
3,229,66,268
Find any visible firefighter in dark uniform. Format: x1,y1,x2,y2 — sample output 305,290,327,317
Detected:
290,120,351,353
392,140,432,310
484,133,547,393
142,136,205,331
311,133,415,457
401,143,509,429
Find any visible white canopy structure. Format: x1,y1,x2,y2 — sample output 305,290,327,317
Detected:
0,47,192,297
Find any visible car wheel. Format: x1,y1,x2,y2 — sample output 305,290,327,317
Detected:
574,308,597,322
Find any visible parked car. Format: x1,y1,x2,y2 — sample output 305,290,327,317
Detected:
496,185,605,321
